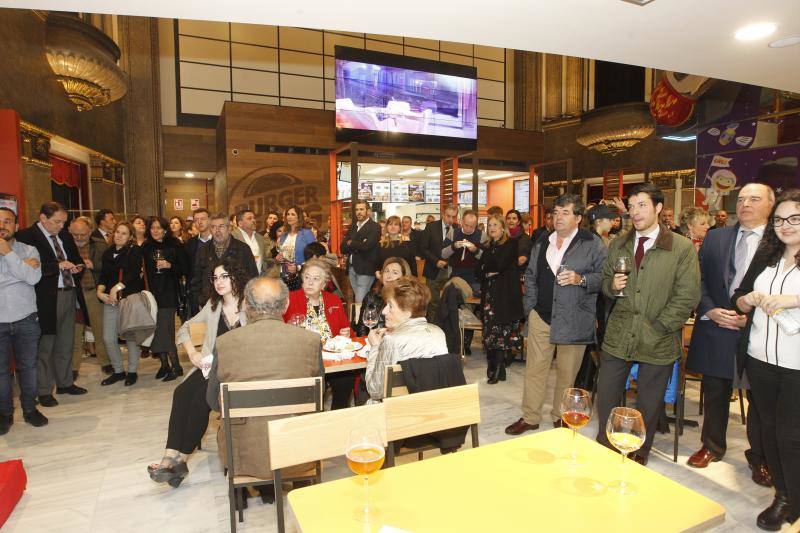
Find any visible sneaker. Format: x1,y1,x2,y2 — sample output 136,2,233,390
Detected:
23,409,48,427
0,413,12,435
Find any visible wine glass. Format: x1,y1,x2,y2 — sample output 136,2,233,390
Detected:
288,313,305,328
152,248,165,274
613,256,632,297
346,427,385,522
557,263,570,285
605,406,646,495
560,387,592,465
363,306,380,331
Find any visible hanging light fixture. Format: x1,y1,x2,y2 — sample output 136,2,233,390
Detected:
576,102,655,156
45,13,127,112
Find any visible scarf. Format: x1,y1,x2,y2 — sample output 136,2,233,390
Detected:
509,226,522,238
213,237,230,259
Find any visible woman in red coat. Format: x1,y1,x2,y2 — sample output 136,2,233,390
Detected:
283,258,352,409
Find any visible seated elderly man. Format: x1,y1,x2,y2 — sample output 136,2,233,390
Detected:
365,277,448,402
207,276,323,505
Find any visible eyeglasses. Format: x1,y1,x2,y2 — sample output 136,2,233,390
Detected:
212,273,231,282
772,214,800,227
302,275,324,284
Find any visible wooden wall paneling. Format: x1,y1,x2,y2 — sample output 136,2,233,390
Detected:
162,126,217,172
544,54,563,119
564,56,583,116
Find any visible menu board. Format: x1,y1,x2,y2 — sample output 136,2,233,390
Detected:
457,181,488,206
514,179,530,212
358,181,373,200
372,182,390,202
390,181,409,202
337,179,350,200
408,182,425,202
424,181,440,203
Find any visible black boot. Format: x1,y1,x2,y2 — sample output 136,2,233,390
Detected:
155,353,170,380
757,492,792,531
486,350,497,379
488,351,503,384
163,352,183,382
498,357,507,381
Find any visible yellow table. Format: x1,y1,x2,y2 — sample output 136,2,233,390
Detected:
288,428,725,533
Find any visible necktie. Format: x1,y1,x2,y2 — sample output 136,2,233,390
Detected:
50,234,74,288
730,230,753,296
635,236,649,270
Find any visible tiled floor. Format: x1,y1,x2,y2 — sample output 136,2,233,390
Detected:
0,348,790,532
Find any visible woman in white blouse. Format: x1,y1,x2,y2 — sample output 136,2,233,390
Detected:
733,189,800,530
365,277,448,401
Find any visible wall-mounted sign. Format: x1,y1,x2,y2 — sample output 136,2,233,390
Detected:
174,198,184,211
190,198,200,210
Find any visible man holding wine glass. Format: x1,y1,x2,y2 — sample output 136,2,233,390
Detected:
505,194,607,436
595,183,700,466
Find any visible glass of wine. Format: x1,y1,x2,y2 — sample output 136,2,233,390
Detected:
613,256,632,297
363,306,380,331
560,387,592,465
346,427,385,522
606,406,646,495
152,248,165,274
288,313,305,328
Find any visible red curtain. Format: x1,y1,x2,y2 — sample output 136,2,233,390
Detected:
50,155,82,188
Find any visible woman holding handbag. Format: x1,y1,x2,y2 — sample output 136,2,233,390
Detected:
141,216,189,382
97,222,145,386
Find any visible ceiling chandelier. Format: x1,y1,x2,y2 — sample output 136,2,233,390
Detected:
45,13,127,112
576,102,655,156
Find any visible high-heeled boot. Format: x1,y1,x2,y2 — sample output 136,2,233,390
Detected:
488,351,503,384
163,352,183,382
486,350,497,379
155,353,170,379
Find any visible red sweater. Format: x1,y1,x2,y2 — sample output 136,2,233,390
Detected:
283,290,350,336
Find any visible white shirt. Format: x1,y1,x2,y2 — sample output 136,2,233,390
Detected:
38,222,67,288
545,227,578,275
634,224,660,256
198,233,212,243
748,259,800,370
281,233,297,262
239,229,262,273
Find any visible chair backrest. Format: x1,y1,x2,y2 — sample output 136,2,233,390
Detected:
267,403,387,470
383,364,408,398
220,377,323,419
383,383,481,441
189,322,206,347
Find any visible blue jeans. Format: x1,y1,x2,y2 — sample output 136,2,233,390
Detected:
0,313,41,414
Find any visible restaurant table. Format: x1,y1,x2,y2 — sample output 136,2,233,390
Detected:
288,428,725,532
323,336,367,374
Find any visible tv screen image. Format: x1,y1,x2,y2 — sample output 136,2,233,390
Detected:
335,47,477,149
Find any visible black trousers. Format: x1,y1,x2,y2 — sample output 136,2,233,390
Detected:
595,352,674,457
166,370,210,454
700,374,764,462
327,372,355,410
746,356,800,519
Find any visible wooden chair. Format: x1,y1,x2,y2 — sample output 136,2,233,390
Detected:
383,364,408,398
220,377,324,533
267,403,388,533
383,383,481,467
458,307,482,357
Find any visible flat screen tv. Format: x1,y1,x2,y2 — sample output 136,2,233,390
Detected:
335,46,478,150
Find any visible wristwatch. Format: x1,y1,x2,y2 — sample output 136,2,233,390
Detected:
579,275,587,287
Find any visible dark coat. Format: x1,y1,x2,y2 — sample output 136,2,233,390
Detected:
190,237,258,306
98,243,145,297
16,224,85,335
378,240,418,277
355,281,385,337
421,220,449,279
141,238,189,309
435,284,464,354
340,219,381,275
478,238,523,326
686,225,745,379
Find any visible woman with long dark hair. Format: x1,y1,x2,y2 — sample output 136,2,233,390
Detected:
507,208,533,270
147,258,248,487
130,215,147,247
733,189,800,530
141,216,189,381
169,216,189,243
276,205,316,290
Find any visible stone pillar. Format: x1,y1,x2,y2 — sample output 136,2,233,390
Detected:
117,16,163,216
564,56,583,117
513,51,541,131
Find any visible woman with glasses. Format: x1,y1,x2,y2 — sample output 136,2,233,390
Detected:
283,258,351,408
733,189,800,530
147,259,248,488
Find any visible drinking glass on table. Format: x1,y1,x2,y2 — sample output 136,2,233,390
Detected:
606,406,646,495
363,306,380,331
613,256,632,297
346,427,385,522
152,248,165,274
560,387,591,465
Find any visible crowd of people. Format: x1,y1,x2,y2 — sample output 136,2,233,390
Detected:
0,182,799,529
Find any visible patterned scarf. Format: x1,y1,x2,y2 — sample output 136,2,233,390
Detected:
213,236,230,259
305,297,333,343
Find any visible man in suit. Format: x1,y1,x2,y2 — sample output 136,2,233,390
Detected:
232,208,268,274
189,212,258,308
207,276,323,495
686,183,774,486
91,208,115,245
16,202,88,406
708,209,729,231
185,208,212,316
340,200,380,319
420,204,458,322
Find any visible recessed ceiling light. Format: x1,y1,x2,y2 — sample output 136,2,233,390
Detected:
769,36,800,48
184,172,194,178
735,22,777,41
398,168,424,176
365,166,390,174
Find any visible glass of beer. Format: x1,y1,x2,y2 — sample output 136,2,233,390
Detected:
560,387,592,465
613,256,632,297
346,427,385,521
606,406,646,495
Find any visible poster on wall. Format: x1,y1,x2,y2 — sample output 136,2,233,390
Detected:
358,181,373,200
372,182,391,202
424,181,440,203
514,179,530,212
174,198,184,211
457,181,488,206
408,183,425,202
190,198,200,210
0,193,17,214
390,181,409,202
